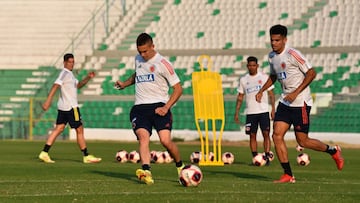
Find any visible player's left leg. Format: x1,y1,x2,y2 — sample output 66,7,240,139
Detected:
158,129,184,176
296,133,344,170
259,113,272,164
70,108,101,164
74,125,102,163
294,104,343,170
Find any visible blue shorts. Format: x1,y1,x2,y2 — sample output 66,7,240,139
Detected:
245,112,270,135
56,107,82,129
274,102,311,133
130,102,172,136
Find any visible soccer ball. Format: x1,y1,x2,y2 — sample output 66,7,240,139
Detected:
296,145,304,152
222,152,234,164
162,151,173,163
128,150,140,163
190,151,202,164
115,150,128,163
252,153,267,166
153,151,165,164
206,152,215,162
150,150,157,163
179,165,203,187
297,153,310,166
263,151,275,162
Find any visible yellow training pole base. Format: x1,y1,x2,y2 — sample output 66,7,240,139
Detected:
199,161,224,166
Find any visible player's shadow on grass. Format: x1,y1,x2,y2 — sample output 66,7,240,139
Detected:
203,168,271,181
91,170,138,183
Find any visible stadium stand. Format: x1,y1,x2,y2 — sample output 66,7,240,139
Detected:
0,0,359,139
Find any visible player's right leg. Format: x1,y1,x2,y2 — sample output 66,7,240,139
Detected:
272,121,295,183
135,128,154,185
39,123,65,163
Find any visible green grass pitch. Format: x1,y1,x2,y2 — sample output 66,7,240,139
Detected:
0,140,359,202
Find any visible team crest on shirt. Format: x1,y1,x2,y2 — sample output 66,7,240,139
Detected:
281,62,286,69
258,80,262,84
149,65,155,72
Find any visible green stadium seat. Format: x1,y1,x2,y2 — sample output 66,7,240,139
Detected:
258,30,266,37
97,43,108,51
169,56,177,63
196,32,204,38
153,16,160,22
173,0,181,5
212,9,220,16
300,23,308,30
259,2,267,9
311,40,321,48
329,10,338,17
337,53,348,60
234,55,243,62
118,63,126,69
149,32,156,38
223,42,232,50
279,13,288,20
261,61,269,68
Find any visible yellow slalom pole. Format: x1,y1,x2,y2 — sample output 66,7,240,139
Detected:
192,55,225,166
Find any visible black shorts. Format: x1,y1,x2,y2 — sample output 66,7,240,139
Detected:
130,102,172,136
56,107,82,129
245,112,270,135
274,102,311,133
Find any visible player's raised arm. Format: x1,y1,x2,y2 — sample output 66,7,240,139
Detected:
115,73,136,90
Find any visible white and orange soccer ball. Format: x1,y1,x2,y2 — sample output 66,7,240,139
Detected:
297,153,310,166
190,151,202,164
222,152,235,164
179,165,203,187
252,153,267,166
162,151,173,163
150,150,157,163
115,150,128,163
296,145,305,152
153,151,165,164
206,152,215,162
128,150,140,163
263,151,275,162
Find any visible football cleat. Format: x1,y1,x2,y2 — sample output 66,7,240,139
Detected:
83,155,102,163
177,163,185,177
39,151,55,163
273,174,296,183
136,169,154,185
331,145,344,171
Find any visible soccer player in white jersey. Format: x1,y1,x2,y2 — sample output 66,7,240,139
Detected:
115,33,184,185
255,24,344,183
234,56,275,165
38,53,101,164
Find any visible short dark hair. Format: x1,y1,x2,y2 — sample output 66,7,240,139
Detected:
247,56,258,64
270,24,287,37
136,33,153,46
64,53,74,61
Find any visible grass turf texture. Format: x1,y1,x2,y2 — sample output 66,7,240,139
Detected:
0,140,359,202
